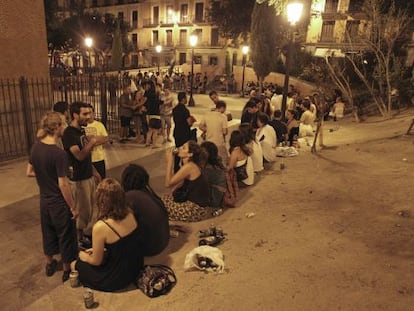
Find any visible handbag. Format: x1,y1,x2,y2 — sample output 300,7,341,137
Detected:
137,264,177,298
234,159,248,181
172,183,189,203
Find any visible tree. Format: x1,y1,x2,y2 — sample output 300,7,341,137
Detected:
342,0,411,117
250,1,278,90
111,21,123,71
209,0,255,41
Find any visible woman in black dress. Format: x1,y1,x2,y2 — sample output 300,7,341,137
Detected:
71,178,144,292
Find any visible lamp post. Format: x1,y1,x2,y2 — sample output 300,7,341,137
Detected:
241,45,249,97
155,44,162,74
85,37,94,96
188,34,198,107
281,2,303,119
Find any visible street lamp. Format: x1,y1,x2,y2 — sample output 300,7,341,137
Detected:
281,2,303,119
241,45,249,97
188,34,198,107
155,44,162,74
85,36,94,96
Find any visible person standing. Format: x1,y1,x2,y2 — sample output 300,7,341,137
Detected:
62,102,101,246
85,104,109,179
199,100,229,164
144,81,163,148
172,92,194,172
160,87,174,143
30,111,78,282
119,84,133,143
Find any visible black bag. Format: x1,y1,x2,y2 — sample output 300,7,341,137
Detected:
137,264,177,298
172,183,189,203
234,160,248,181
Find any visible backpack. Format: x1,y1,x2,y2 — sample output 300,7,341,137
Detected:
137,264,177,298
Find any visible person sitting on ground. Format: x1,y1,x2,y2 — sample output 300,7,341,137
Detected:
299,99,315,137
286,109,299,146
239,122,264,173
121,164,169,256
163,140,211,222
269,110,288,145
329,96,345,121
241,100,259,130
256,112,277,163
71,178,144,292
228,130,254,186
200,141,227,208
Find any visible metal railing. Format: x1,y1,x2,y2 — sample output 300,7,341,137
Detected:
0,74,125,162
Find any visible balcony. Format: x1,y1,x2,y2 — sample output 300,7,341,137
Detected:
178,15,194,26
143,18,160,28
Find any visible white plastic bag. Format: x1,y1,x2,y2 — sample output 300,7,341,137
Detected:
184,246,225,273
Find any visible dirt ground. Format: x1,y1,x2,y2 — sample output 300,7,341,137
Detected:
14,109,414,311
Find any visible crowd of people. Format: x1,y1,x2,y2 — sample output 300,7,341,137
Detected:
26,77,346,293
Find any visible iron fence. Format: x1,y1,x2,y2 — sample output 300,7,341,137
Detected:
0,74,124,162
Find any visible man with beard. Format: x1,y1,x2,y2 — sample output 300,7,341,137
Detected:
62,102,101,247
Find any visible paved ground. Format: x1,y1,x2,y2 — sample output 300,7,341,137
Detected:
2,93,414,311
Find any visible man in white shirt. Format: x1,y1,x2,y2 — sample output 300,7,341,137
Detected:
199,100,229,163
270,87,283,112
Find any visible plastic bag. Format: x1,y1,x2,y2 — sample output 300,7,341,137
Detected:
184,246,224,273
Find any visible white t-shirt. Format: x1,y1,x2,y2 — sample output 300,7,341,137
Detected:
85,120,108,162
270,94,283,111
247,140,264,172
256,124,276,162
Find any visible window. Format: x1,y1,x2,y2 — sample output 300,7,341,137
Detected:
166,5,174,23
153,6,159,24
195,3,204,22
132,10,138,28
345,20,360,42
179,53,186,65
152,30,159,45
320,21,335,42
166,30,173,46
194,28,202,44
209,56,218,66
211,28,219,46
132,34,138,49
131,55,138,68
180,4,188,22
118,12,124,21
348,0,364,12
324,0,338,13
180,29,187,45
194,55,202,65
232,52,237,66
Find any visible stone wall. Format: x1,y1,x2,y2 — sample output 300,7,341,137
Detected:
0,0,49,79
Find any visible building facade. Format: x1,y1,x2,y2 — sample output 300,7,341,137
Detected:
55,0,248,78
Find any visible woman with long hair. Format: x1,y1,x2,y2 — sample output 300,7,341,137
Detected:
121,164,169,256
256,112,277,162
239,122,264,173
71,178,144,292
228,130,254,186
131,88,146,143
200,141,227,208
163,140,211,222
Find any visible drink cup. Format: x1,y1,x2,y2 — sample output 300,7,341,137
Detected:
69,271,80,288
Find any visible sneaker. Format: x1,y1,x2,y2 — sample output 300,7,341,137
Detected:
45,259,58,277
62,270,70,283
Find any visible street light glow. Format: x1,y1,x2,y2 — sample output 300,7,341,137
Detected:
190,35,198,47
156,45,162,53
84,37,93,48
242,45,249,55
287,2,303,25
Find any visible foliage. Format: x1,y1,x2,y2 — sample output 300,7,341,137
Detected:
44,2,132,66
342,0,412,117
250,1,278,86
209,0,256,40
111,21,123,70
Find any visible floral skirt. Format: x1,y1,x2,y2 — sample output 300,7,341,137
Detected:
162,194,211,222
